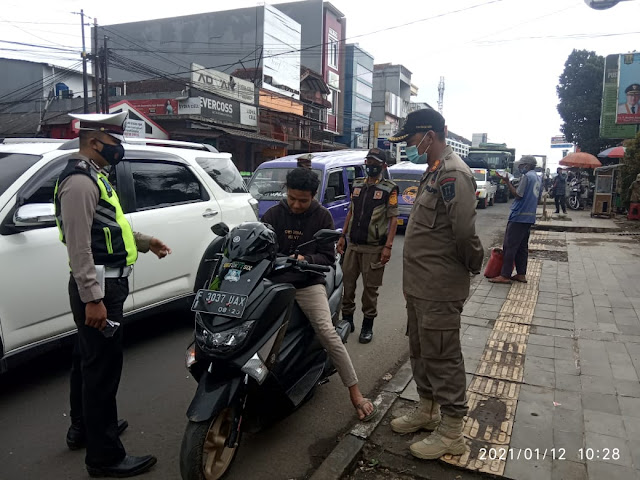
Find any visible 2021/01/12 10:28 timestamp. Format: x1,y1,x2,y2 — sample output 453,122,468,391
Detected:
479,448,622,461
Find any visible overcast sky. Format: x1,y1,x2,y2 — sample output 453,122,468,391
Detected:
2,0,639,169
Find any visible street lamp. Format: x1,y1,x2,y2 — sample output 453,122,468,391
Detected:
584,0,631,10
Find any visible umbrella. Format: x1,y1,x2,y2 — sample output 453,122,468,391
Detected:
559,152,602,168
597,146,626,158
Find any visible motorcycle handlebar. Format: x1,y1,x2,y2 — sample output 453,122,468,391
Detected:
285,257,331,273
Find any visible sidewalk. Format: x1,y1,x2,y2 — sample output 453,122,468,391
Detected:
315,212,640,480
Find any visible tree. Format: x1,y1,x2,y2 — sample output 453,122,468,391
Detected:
621,133,640,204
557,49,617,155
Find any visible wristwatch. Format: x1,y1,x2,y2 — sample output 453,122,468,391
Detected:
90,299,103,304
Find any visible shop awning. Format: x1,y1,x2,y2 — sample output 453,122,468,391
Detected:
214,126,288,147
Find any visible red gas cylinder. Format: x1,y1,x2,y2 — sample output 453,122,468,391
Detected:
484,248,504,278
629,203,640,221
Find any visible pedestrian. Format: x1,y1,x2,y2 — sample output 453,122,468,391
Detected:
297,153,313,169
387,109,484,460
552,167,567,214
262,167,377,421
56,112,171,478
336,147,399,343
489,155,542,284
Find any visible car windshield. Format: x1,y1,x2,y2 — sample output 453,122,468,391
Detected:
0,153,42,197
248,168,322,200
473,169,487,182
196,156,247,193
392,174,422,204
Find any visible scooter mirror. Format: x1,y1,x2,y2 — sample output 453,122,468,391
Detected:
313,229,341,244
211,222,230,237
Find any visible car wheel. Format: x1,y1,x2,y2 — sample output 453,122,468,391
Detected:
478,198,487,209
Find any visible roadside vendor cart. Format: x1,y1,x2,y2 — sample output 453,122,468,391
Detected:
592,164,623,218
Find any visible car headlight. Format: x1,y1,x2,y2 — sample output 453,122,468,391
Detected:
195,318,256,355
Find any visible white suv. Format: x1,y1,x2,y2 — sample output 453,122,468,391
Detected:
0,138,258,372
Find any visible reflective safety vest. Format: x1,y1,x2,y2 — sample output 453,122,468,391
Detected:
54,158,137,267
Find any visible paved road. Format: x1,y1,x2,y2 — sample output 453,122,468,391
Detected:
0,201,510,480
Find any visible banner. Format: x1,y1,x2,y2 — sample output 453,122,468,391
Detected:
191,63,255,104
616,53,640,125
600,54,637,139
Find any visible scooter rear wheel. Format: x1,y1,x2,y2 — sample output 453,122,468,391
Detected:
180,408,239,480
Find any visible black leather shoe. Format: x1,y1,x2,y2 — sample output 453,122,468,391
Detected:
67,419,129,450
342,314,355,333
87,455,157,478
359,328,373,344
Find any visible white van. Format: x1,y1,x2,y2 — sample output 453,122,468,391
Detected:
471,168,497,209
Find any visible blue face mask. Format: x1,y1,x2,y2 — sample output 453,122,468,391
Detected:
406,133,430,164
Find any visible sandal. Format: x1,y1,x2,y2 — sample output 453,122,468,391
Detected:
511,275,528,283
488,277,512,284
356,399,378,422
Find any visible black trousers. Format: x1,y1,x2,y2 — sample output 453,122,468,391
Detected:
555,194,567,213
501,221,532,277
69,275,129,467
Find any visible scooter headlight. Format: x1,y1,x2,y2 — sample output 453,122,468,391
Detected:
185,343,197,369
195,318,256,355
241,353,269,384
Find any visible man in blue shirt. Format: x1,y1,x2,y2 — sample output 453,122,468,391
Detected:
489,156,541,284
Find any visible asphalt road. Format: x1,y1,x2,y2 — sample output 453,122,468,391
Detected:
0,201,510,480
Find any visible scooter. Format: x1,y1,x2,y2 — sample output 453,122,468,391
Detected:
179,222,349,480
568,178,595,210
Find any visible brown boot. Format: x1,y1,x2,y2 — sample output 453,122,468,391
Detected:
410,414,466,460
390,397,441,434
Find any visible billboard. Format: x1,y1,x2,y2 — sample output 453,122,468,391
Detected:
550,135,573,149
178,93,258,127
262,4,301,100
190,63,255,104
600,54,637,139
616,53,640,124
125,99,178,116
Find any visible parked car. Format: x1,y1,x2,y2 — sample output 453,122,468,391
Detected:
0,138,258,372
387,161,428,228
247,150,383,229
471,167,497,209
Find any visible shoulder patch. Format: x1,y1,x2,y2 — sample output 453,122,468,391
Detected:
75,160,89,170
439,177,457,185
440,179,456,203
388,190,398,206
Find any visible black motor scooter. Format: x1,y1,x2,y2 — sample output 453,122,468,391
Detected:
180,221,349,480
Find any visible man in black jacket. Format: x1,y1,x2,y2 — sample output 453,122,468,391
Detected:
262,168,375,421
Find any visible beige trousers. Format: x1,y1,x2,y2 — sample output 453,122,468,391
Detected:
296,284,358,387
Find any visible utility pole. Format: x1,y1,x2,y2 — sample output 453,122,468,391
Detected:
103,36,109,113
93,19,100,113
80,10,89,113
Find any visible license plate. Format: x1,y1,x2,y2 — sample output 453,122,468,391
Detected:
397,218,404,226
192,289,248,318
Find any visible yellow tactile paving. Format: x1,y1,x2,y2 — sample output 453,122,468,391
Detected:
440,257,545,476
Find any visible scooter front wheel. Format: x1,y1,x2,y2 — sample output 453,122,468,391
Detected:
568,196,580,210
180,408,240,480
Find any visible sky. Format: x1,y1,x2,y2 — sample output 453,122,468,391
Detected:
1,0,639,170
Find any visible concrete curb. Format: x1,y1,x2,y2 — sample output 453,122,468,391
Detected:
532,223,621,233
309,359,414,480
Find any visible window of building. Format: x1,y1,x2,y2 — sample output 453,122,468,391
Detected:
356,80,372,99
328,88,338,116
356,63,372,84
328,29,339,69
130,161,207,211
354,96,371,118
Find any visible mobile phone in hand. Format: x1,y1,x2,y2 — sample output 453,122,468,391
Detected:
102,319,120,338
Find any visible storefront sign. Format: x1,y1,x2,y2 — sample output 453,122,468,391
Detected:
191,63,255,104
178,93,257,127
124,119,145,138
240,104,258,127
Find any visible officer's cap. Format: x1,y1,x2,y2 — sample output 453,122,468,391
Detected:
365,148,389,164
69,111,128,141
388,109,445,143
626,84,640,95
297,153,313,169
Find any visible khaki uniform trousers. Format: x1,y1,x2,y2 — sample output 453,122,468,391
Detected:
342,244,385,319
406,295,468,418
296,284,358,387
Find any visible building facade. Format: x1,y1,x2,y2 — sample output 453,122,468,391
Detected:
336,44,373,149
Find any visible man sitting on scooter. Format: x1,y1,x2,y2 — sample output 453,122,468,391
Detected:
262,167,377,422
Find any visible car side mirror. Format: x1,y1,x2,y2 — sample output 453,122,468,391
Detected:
211,222,230,237
13,203,56,228
324,187,336,203
313,229,341,244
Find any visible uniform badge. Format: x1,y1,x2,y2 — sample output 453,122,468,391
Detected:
402,186,418,204
353,187,361,197
388,190,398,206
440,178,456,203
76,160,89,170
373,190,383,200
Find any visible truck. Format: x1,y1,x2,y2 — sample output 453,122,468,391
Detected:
466,143,516,203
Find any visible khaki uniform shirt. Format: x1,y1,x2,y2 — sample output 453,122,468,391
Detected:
403,146,484,301
58,154,152,303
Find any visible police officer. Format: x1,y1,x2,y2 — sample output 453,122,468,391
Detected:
388,109,484,460
337,148,398,344
55,112,171,478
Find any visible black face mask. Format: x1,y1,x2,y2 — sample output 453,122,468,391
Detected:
96,139,125,166
366,164,383,177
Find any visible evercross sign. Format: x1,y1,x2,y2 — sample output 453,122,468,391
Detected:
191,63,255,104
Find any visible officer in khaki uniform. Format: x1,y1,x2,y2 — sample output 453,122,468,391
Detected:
337,148,398,343
388,109,484,460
